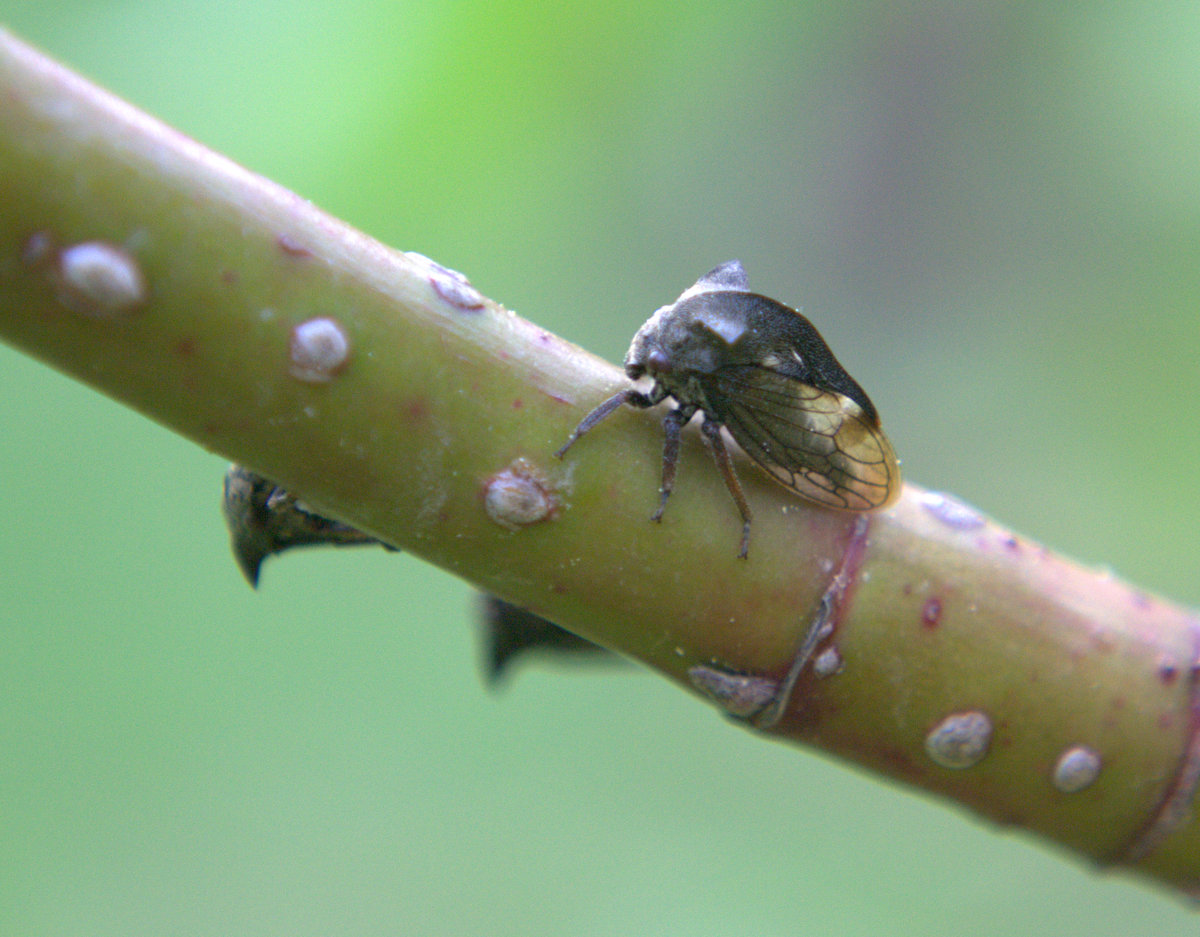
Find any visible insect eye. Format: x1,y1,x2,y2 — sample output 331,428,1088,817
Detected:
645,349,671,375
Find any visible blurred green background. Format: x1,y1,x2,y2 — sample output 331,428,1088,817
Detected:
3,2,1200,934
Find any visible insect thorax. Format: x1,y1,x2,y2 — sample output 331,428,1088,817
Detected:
652,371,712,418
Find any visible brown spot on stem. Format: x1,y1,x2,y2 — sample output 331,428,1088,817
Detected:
921,596,943,629
276,233,313,258
877,746,920,778
20,230,54,267
401,398,430,423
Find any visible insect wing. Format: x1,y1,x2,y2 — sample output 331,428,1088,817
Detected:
707,365,899,510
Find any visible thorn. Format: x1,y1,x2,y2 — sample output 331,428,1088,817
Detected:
220,465,387,588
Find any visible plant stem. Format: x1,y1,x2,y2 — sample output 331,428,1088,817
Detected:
1,29,1197,896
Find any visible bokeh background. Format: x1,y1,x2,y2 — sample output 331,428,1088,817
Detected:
3,2,1200,934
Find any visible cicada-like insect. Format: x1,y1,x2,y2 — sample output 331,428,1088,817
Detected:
555,260,900,558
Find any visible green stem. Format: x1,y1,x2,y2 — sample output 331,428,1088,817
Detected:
1,30,1197,896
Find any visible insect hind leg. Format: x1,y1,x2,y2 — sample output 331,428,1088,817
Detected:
700,417,753,559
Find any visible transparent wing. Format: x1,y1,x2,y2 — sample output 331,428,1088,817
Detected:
708,365,900,510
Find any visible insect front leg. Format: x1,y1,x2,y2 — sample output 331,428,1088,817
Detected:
650,404,695,524
700,417,753,559
554,387,663,458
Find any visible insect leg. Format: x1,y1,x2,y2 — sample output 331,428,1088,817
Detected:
700,417,753,559
650,404,694,524
554,387,662,458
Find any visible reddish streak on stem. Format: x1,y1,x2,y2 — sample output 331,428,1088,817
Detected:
757,514,872,730
1118,621,1200,865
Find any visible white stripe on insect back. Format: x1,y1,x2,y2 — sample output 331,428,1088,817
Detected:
698,310,747,345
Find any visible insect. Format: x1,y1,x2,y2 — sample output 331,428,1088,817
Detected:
554,260,900,558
